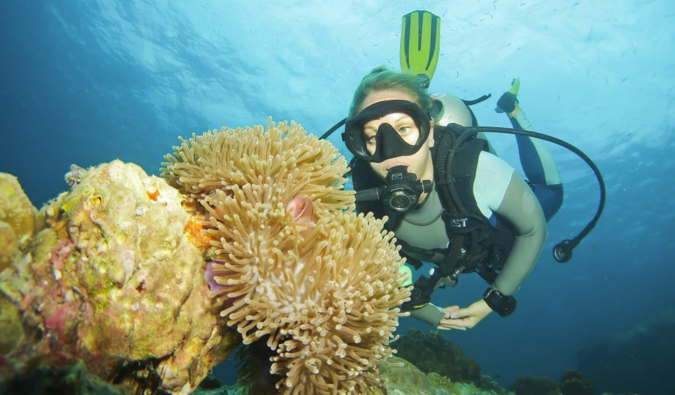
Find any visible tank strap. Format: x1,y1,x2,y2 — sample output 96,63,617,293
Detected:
462,94,492,106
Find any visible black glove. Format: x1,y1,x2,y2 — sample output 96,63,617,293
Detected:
496,91,518,114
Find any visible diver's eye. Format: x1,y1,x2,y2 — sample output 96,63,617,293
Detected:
364,134,377,154
364,134,377,155
396,121,421,146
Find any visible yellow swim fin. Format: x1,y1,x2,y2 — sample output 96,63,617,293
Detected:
400,10,441,86
507,78,521,95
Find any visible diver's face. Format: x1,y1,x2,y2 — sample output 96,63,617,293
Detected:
360,90,435,183
362,112,420,155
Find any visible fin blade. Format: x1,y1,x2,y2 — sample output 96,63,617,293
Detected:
508,78,521,95
400,10,441,82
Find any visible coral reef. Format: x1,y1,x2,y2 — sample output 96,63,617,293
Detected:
510,369,596,395
559,369,593,395
162,119,411,394
378,357,443,394
388,329,513,394
192,356,507,395
1,118,415,394
391,329,482,383
509,375,559,395
0,174,36,272
0,161,239,394
474,375,510,395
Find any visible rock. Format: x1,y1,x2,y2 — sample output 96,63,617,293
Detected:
0,162,239,394
0,173,36,271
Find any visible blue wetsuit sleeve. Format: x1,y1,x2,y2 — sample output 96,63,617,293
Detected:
509,111,564,221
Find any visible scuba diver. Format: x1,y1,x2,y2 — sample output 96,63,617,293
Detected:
322,10,604,330
343,67,560,330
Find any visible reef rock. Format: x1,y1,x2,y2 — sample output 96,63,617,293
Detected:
0,161,239,394
0,174,36,272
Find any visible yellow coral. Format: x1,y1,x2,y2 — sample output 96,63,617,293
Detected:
184,215,214,249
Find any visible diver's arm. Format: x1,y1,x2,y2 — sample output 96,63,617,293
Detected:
397,262,445,326
491,172,547,296
437,171,546,330
409,303,446,326
399,264,447,326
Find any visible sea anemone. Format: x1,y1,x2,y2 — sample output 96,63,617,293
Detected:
161,118,353,215
162,119,410,394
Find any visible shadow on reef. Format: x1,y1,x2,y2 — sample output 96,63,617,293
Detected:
1,359,150,395
231,338,280,395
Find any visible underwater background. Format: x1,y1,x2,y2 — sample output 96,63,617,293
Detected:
1,0,673,393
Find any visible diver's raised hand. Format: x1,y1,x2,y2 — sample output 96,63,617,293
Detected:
437,299,493,330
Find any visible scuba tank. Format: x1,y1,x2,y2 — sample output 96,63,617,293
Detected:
430,92,474,127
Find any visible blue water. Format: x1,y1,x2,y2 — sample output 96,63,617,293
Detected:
2,1,674,393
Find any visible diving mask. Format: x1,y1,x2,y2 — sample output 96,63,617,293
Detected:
342,100,431,163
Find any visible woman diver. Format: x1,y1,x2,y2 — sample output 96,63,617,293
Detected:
342,66,564,330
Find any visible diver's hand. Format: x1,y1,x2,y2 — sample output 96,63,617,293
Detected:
496,78,522,116
437,299,493,330
496,92,518,114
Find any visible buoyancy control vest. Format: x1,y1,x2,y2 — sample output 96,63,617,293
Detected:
352,124,516,311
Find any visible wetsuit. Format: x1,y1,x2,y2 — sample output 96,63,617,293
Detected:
405,109,564,326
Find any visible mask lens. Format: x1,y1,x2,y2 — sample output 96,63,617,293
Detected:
342,121,371,158
342,100,430,163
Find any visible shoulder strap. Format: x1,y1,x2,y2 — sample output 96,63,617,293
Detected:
433,125,489,230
